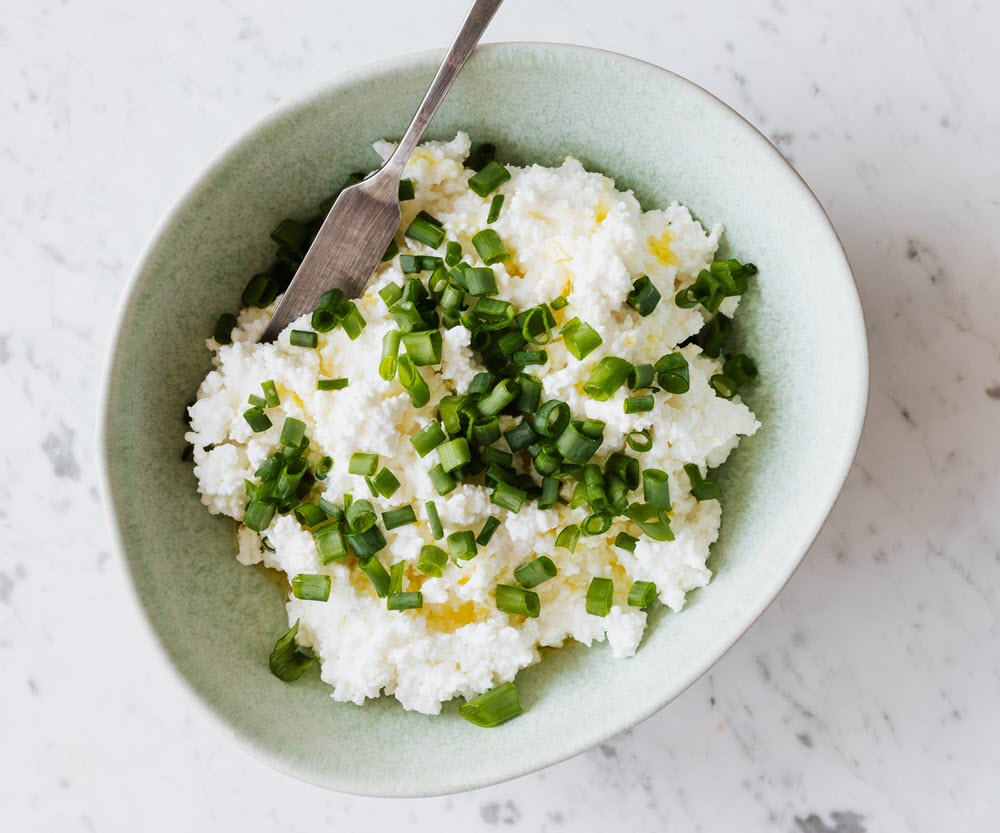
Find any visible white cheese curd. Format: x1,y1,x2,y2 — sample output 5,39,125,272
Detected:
186,133,760,715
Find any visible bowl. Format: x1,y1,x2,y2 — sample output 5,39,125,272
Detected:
100,43,868,796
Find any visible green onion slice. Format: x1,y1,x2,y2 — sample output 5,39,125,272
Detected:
397,354,431,408
372,467,401,498
584,357,633,401
268,619,318,682
586,577,614,617
487,193,505,224
243,407,272,433
411,420,446,457
555,524,580,553
626,275,661,317
468,160,511,197
626,429,653,453
459,681,523,728
402,330,443,366
291,573,331,602
495,584,540,618
628,580,657,608
261,380,280,407
624,394,654,413
313,522,347,563
684,463,723,501
243,499,276,532
387,592,423,611
560,318,603,360
317,378,349,391
438,437,472,473
514,556,557,589
417,544,448,577
380,330,401,381
289,330,318,348
447,530,478,561
615,532,639,552
654,352,690,394
348,452,378,476
642,469,671,510
476,516,501,546
472,228,510,265
404,211,446,249
360,556,390,597
382,504,417,530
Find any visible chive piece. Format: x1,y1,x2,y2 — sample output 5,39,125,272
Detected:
346,452,377,477
269,619,318,682
584,357,633,401
466,142,496,172
628,580,657,608
460,681,523,727
586,577,614,617
445,240,463,267
628,364,655,390
468,161,511,197
560,318,603,360
260,380,280,408
710,374,738,399
615,532,639,553
513,350,547,366
438,438,472,473
626,275,661,317
244,500,276,532
687,313,732,359
481,446,514,468
315,456,333,481
582,514,612,535
293,502,327,527
503,420,537,452
468,371,496,400
429,464,457,495
487,194,505,224
382,239,399,262
471,228,510,265
447,530,478,561
607,453,640,490
339,303,367,340
214,313,237,345
366,476,381,501
684,463,723,501
470,415,502,446
555,420,603,464
247,394,267,408
624,394,655,413
405,212,446,249
428,266,449,293
289,330,318,348
625,502,675,541
627,429,653,453
464,266,499,296
255,455,282,481
312,522,347,562
534,400,570,438
379,330,401,381
346,498,377,531
516,374,543,414
654,352,690,394
479,378,520,416
440,282,465,311
242,274,278,308
311,306,338,333
538,477,560,509
401,330,443,366
643,469,671,510
555,524,580,553
388,560,404,596
346,525,388,557
411,421,446,457
243,407,272,433
360,557,390,597
551,295,569,310
519,305,554,345
422,501,443,541
382,505,416,530
388,591,423,611
398,178,415,201
379,282,403,307
291,574,331,602
181,443,195,462
372,467,401,498
417,544,449,577
476,516,501,546
497,329,527,355
514,556,557,589
491,482,527,513
723,353,758,387
397,355,430,408
271,219,307,252
317,378,349,391
495,584,540,618
278,419,304,449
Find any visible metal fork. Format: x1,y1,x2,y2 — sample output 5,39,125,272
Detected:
259,0,505,343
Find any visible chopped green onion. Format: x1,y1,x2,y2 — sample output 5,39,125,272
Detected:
289,330,318,348
445,240,463,267
464,266,499,296
584,357,633,401
313,522,347,562
653,352,690,394
476,516,501,546
626,275,661,317
497,329,527,355
388,591,423,611
556,524,580,553
628,364,655,390
491,482,527,513
520,305,554,346
710,374,738,399
244,499,276,532
479,378,520,416
382,239,399,262
417,544,449,577
317,377,349,391
379,282,403,307
624,394,654,413
214,313,237,345
555,420,603,464
404,211,446,249
411,420,447,457
625,502,675,541
260,380,280,408
495,584,540,618
503,420,537,452
582,514,612,535
468,296,516,330
615,532,639,552
440,282,465,310
560,318,603,360
347,524,387,557
606,453,640,490
534,400,570,438
271,219,307,252
687,313,732,359
447,529,478,561
466,142,496,172
487,194,504,224
360,556,390,596
425,501,444,539
397,355,430,408
315,456,333,481
348,453,378,476
379,330,401,381
626,429,653,453
538,476,561,509
642,469,671,510
723,353,758,387
468,371,496,400
382,504,416,530
398,178,415,201
243,407,272,432
429,463,457,495
471,228,510,265
255,455,282,481
278,417,305,447
551,295,569,310
513,350,546,366
514,556,557,589
470,415,502,446
293,502,327,527
346,498,377,531
628,580,657,607
292,573,331,602
268,619,318,682
242,274,278,308
339,302,366,340
364,475,378,497
468,160,511,197
481,446,514,468
516,373,543,413
372,467,401,498
586,577,614,617
388,559,404,595
438,438,472,472
247,393,267,408
400,329,443,367
428,266,449,293
459,681,523,728
684,463,723,501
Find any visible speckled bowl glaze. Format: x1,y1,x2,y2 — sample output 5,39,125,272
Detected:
100,43,867,796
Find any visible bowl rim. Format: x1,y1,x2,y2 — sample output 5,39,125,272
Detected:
98,41,869,796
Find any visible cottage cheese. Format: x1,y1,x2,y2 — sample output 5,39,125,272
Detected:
186,133,759,715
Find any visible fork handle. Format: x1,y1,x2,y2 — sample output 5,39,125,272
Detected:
386,0,504,175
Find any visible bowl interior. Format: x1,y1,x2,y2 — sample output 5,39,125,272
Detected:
102,43,867,795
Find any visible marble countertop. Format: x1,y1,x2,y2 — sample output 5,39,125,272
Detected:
3,0,998,830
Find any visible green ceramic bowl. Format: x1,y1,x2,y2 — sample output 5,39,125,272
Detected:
101,43,867,796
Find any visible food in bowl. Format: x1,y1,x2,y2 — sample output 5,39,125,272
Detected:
185,132,759,724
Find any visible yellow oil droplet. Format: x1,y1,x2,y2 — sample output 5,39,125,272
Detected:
594,201,609,224
545,240,573,264
423,600,482,632
648,231,677,265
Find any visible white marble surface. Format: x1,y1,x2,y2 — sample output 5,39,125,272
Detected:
2,0,998,829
